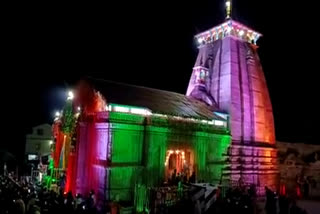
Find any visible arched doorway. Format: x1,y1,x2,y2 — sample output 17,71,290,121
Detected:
165,149,194,183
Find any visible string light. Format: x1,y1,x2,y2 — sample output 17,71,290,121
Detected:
164,150,186,166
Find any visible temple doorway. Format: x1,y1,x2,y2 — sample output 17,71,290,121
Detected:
165,149,194,183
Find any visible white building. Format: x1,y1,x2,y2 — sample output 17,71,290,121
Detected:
25,124,52,162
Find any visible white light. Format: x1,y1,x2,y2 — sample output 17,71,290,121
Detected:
208,121,214,125
49,140,53,145
197,37,203,44
39,172,43,182
227,26,232,32
226,1,230,7
67,91,74,100
77,106,81,111
105,105,112,111
239,30,244,36
55,111,60,117
130,108,152,115
214,120,225,126
114,106,130,113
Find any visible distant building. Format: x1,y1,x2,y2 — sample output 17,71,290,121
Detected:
25,124,53,164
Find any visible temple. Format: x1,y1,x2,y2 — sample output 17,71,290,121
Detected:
49,0,278,208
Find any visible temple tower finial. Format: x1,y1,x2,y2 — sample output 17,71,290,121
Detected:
225,0,232,20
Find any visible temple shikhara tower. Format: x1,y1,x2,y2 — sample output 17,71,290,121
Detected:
187,0,278,190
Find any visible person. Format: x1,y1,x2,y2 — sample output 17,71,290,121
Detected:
87,189,96,213
278,194,289,214
189,171,196,183
59,172,66,192
289,199,303,214
171,169,177,185
303,177,309,199
265,187,277,214
65,191,74,212
15,193,26,214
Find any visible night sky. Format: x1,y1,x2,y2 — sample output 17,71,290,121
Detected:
2,1,318,161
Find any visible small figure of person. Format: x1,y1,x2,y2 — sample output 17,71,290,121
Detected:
265,186,277,214
171,169,177,185
189,171,196,183
303,177,309,199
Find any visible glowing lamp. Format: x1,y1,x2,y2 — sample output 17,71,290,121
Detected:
67,91,74,100
239,30,244,36
49,140,53,145
55,111,60,117
197,38,203,44
226,1,230,7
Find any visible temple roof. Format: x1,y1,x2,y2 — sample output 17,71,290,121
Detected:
85,77,224,120
195,19,262,46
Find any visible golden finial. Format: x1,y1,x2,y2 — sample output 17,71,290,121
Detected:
226,0,232,20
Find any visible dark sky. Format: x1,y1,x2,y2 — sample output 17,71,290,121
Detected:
2,1,318,160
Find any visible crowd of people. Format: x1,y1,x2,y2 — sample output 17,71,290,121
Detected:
0,173,313,214
0,175,102,214
212,185,309,214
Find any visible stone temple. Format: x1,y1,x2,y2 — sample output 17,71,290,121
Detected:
50,1,278,205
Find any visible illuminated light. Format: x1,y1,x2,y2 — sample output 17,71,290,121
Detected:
214,120,224,126
226,1,230,7
49,140,53,145
130,108,152,115
52,178,56,182
39,172,43,182
114,106,130,113
106,105,112,111
208,121,214,125
77,106,81,111
239,30,244,36
55,111,61,117
67,91,74,100
226,26,232,32
265,151,271,157
175,150,179,154
197,37,203,44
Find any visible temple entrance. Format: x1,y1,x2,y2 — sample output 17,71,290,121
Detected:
165,149,195,183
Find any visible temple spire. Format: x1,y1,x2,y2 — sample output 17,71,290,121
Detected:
225,0,232,20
